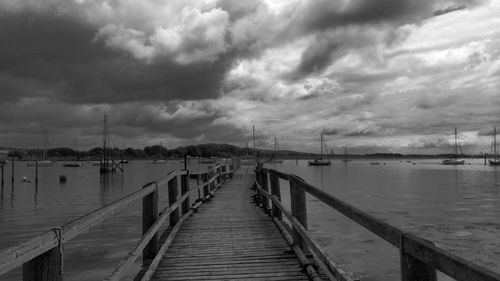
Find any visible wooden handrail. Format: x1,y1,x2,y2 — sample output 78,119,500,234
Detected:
255,181,356,281
255,166,500,281
0,182,157,275
0,160,237,280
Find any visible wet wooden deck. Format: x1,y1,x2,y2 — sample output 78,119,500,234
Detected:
150,169,311,281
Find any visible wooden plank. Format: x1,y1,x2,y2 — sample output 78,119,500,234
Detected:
139,208,195,281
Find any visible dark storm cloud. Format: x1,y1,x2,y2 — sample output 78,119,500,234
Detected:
0,10,229,105
287,0,485,79
292,0,484,33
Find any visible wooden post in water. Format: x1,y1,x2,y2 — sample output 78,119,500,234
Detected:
290,178,307,250
168,175,179,226
1,162,4,186
22,247,62,281
400,234,437,281
181,171,189,214
142,183,158,265
269,172,282,220
11,156,15,184
35,160,38,185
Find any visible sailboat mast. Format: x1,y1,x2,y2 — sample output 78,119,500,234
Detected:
454,128,458,159
320,134,323,156
103,114,108,167
43,133,46,160
494,127,497,160
252,125,255,155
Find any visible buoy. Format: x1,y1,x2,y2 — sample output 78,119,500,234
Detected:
59,175,67,183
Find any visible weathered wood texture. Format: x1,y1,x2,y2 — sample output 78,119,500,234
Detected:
150,171,312,281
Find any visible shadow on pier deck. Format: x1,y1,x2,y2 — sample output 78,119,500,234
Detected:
148,170,314,281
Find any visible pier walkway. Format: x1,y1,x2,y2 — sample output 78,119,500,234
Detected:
150,170,311,281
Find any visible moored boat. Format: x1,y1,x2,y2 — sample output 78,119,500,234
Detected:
308,133,331,166
442,128,465,165
489,127,500,166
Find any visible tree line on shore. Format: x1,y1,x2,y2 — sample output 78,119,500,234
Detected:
2,144,489,160
4,143,302,160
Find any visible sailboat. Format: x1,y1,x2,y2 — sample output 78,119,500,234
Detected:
151,141,166,164
489,127,500,166
341,146,351,162
442,128,465,165
266,137,283,163
308,134,331,166
63,139,83,167
28,132,53,166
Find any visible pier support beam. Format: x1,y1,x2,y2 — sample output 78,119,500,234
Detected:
168,176,179,226
22,247,62,281
142,183,158,265
181,171,189,214
270,172,282,220
400,234,437,281
290,178,307,251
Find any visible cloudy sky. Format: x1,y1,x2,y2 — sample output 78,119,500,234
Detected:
0,0,499,154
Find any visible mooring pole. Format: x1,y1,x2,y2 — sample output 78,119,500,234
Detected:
35,160,39,185
11,156,15,183
1,162,4,186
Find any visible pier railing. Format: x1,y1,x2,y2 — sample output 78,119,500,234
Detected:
0,160,238,281
255,163,500,281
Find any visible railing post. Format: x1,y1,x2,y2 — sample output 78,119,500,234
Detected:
400,234,437,281
22,247,62,281
255,163,263,205
290,178,307,250
222,165,227,181
142,183,158,265
261,170,270,211
168,176,179,226
201,172,208,198
209,168,215,191
181,171,189,214
269,171,282,220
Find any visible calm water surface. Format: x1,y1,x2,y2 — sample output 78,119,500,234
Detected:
1,159,499,281
266,159,500,281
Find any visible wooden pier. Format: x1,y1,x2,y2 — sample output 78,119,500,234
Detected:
1,159,500,281
147,171,312,281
